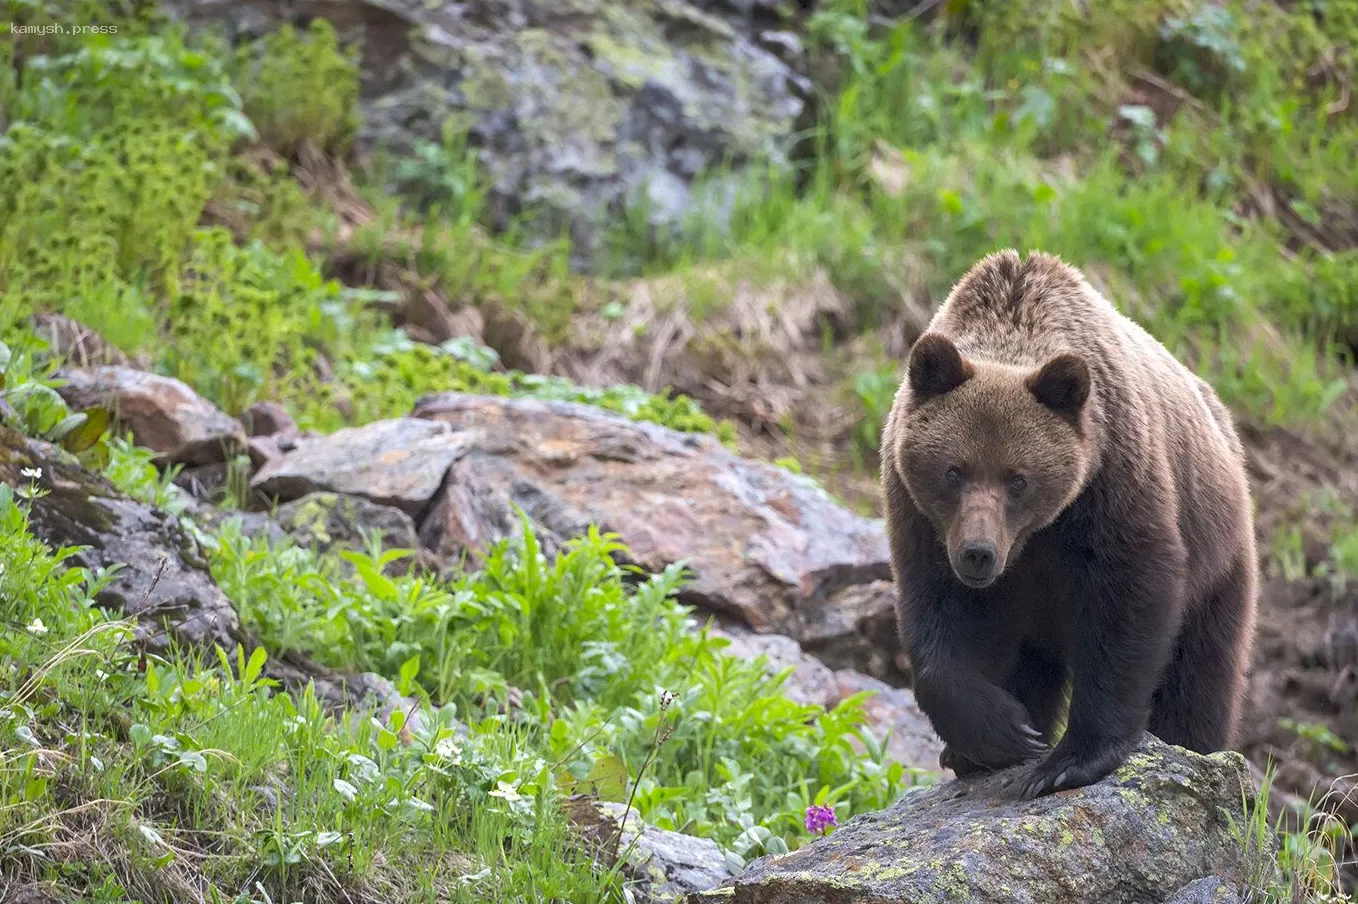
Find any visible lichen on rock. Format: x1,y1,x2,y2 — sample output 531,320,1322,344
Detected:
691,734,1270,904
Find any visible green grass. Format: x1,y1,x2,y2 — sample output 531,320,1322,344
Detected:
233,18,359,156
0,21,730,445
1270,489,1358,600
0,486,616,901
1233,762,1355,903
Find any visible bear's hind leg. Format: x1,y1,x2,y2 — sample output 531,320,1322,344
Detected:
1149,553,1255,752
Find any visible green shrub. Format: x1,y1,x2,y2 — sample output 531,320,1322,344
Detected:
234,18,360,155
290,329,735,441
163,227,374,413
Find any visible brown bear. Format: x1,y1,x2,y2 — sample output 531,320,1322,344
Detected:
881,249,1257,799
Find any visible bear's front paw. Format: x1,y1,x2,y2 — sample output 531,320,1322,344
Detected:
945,696,1048,770
1020,738,1133,800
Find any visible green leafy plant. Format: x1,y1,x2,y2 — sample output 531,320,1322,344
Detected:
210,516,920,849
234,18,360,155
0,341,111,457
1157,6,1248,98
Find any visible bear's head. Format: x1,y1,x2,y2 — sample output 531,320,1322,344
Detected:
891,333,1095,589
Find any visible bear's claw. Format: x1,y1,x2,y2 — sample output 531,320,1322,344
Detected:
1020,741,1128,800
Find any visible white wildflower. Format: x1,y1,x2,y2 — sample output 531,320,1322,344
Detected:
488,781,522,803
435,736,461,759
25,618,48,636
20,467,41,480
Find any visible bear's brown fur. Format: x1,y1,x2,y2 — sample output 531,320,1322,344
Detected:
881,249,1257,798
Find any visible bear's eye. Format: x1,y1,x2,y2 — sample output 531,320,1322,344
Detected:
1008,475,1029,495
945,466,963,486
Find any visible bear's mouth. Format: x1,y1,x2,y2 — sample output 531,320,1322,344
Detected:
954,570,999,590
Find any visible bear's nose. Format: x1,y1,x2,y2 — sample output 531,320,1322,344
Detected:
959,541,997,582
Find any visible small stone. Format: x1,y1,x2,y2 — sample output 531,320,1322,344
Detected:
567,798,732,903
240,401,298,439
57,366,246,466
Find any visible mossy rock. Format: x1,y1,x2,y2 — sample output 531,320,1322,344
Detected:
692,735,1270,904
161,0,809,256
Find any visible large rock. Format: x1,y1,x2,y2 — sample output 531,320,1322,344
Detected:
0,425,243,650
412,393,898,671
160,0,810,256
251,418,470,517
56,366,246,466
692,735,1266,904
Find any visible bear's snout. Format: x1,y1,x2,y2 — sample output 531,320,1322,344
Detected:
958,540,998,586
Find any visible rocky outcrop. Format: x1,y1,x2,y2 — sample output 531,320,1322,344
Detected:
0,425,243,649
692,735,1266,904
243,394,901,676
412,393,900,674
160,0,810,256
56,366,246,466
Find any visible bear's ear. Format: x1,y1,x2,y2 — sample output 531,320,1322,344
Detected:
1027,353,1090,414
908,334,973,400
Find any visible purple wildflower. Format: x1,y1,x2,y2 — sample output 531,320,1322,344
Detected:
804,804,837,835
